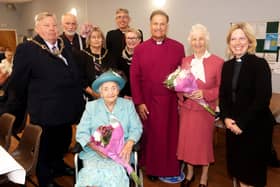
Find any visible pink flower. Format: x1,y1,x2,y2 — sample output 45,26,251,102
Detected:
90,118,141,185
164,67,216,116
80,23,94,38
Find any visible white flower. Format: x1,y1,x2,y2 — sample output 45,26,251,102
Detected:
174,67,181,74
93,131,101,142
168,67,180,80
109,115,120,128
111,121,120,128
167,73,174,80
178,70,186,79
173,79,178,86
112,71,121,78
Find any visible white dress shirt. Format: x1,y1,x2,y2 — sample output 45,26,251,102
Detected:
45,41,68,65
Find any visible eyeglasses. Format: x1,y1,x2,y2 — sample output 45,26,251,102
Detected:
126,37,139,41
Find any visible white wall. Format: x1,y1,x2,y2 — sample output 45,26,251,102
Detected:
0,3,21,30
2,0,280,58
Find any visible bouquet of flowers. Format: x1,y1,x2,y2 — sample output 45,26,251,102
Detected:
80,23,94,38
164,66,216,116
90,117,141,185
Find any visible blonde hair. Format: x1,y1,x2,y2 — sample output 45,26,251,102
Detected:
34,12,56,26
86,27,105,48
187,24,210,46
115,8,129,15
125,28,142,39
226,22,256,57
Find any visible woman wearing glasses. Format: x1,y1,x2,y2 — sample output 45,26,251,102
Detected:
117,28,142,99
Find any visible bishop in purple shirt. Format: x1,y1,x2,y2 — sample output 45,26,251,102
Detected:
130,10,185,182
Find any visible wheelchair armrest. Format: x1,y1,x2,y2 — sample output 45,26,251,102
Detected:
71,142,83,153
132,142,140,152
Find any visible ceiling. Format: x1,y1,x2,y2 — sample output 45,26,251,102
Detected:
0,0,32,3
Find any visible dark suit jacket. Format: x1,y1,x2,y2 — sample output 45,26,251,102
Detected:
219,53,274,130
60,32,86,51
7,35,84,126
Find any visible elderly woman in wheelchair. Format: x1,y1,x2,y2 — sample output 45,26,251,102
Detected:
76,70,143,187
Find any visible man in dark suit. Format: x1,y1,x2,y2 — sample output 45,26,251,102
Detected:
60,12,86,51
7,12,84,187
106,8,131,59
106,8,143,60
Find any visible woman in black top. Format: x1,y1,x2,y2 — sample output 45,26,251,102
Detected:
118,28,142,98
219,22,275,187
79,27,117,100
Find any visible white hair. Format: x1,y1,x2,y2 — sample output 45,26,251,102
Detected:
187,24,210,44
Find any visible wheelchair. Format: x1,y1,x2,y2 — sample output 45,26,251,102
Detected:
73,142,143,187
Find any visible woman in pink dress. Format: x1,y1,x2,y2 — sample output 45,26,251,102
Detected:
177,24,223,187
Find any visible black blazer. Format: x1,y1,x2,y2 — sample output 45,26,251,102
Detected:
7,35,84,126
106,28,143,59
78,47,117,89
219,53,275,130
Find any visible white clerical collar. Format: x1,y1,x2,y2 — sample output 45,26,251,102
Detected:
156,40,163,45
152,37,165,45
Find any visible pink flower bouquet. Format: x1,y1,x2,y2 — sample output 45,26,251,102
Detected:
164,67,216,116
80,23,94,38
90,118,141,185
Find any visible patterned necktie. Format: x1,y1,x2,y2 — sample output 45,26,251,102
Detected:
52,46,59,55
52,46,68,65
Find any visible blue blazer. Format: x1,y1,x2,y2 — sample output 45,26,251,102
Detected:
76,97,143,160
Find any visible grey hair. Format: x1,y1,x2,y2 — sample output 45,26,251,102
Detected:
150,9,169,23
34,12,57,26
61,12,77,23
187,24,210,45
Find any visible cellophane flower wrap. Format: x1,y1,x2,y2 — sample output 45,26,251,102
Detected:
90,117,141,185
164,66,215,116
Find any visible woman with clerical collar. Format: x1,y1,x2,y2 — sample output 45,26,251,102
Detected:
219,22,275,187
118,28,142,98
177,24,224,187
79,26,117,100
